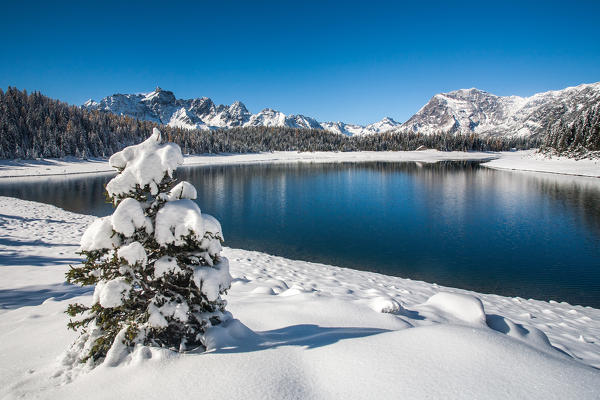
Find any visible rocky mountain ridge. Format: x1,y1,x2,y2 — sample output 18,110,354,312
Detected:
83,88,399,136
396,83,600,137
83,83,600,138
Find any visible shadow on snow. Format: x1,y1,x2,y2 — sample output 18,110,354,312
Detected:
208,323,391,354
0,283,92,310
0,251,81,266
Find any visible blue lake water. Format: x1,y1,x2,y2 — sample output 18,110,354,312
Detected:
1,161,599,307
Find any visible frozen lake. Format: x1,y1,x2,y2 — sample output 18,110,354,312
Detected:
1,161,599,307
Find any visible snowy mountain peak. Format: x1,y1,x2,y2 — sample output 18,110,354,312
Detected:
318,116,401,136
230,100,249,114
142,87,176,104
82,90,393,135
189,97,216,115
447,87,489,95
82,82,600,138
397,82,600,137
83,99,97,108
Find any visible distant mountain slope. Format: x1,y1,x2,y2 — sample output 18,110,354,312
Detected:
83,88,398,136
321,117,401,136
541,100,600,158
395,83,600,138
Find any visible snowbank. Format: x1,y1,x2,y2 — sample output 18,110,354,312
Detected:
0,197,599,399
483,150,600,177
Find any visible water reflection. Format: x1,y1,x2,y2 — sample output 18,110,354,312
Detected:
1,162,599,307
0,172,116,215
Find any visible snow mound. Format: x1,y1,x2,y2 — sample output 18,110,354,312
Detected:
369,296,405,314
106,128,183,198
307,324,599,399
422,292,487,326
251,286,276,295
486,314,554,353
203,318,260,351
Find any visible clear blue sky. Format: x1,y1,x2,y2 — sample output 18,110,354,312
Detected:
1,1,599,125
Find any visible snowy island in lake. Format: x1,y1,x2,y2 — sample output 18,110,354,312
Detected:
0,135,599,399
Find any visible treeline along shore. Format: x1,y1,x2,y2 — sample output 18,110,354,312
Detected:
2,87,597,160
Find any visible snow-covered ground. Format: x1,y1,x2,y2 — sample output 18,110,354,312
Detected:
483,150,600,178
0,151,495,178
1,150,598,179
1,197,599,399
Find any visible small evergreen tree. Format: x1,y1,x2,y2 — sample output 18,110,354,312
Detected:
66,128,232,365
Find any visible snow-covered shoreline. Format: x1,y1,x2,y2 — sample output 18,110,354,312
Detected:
0,197,599,399
0,150,494,178
0,150,598,179
482,150,600,177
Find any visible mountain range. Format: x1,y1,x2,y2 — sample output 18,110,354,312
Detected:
83,88,400,136
83,82,600,137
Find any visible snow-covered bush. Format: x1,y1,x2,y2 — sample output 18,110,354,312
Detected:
66,128,232,364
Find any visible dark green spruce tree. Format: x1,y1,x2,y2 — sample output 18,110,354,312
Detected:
66,128,232,366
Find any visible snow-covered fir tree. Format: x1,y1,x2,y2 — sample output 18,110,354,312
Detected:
66,128,232,365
